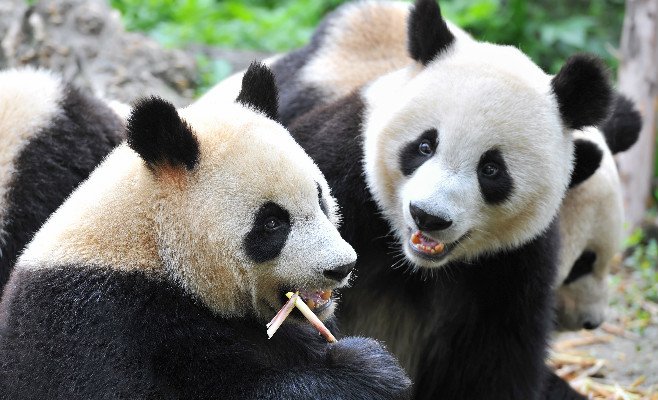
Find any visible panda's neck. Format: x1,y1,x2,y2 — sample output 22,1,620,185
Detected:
18,145,161,272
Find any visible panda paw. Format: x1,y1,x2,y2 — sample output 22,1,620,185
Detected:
328,336,412,399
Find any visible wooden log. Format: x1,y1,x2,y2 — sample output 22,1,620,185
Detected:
615,0,658,230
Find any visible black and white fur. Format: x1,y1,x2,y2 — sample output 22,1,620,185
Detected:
206,1,614,398
202,0,640,335
0,63,411,399
0,68,124,298
557,96,641,331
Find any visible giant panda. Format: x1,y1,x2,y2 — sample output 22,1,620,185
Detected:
199,0,641,336
556,95,642,331
0,68,124,297
0,63,412,399
236,1,612,398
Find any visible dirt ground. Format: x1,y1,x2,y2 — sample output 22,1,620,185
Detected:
550,259,658,399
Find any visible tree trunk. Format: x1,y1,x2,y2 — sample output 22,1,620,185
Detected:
616,0,658,230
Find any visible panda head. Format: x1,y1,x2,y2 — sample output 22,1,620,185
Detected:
130,63,357,320
22,63,356,322
362,0,613,268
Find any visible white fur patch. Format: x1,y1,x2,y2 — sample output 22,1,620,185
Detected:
0,68,64,253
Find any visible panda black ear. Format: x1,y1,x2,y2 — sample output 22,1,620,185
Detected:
408,0,455,65
551,54,613,131
601,93,642,154
569,139,603,188
236,62,279,121
127,96,199,171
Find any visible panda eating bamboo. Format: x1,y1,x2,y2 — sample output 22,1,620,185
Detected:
0,63,411,399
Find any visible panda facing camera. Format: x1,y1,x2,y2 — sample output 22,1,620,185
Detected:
0,63,411,399
231,0,615,398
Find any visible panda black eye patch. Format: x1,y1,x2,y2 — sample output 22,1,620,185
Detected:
244,202,291,263
399,128,438,176
477,149,514,204
563,250,596,285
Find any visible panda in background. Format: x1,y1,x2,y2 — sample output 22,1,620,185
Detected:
195,1,471,126
0,68,124,298
0,63,411,399
557,95,642,331
265,0,614,398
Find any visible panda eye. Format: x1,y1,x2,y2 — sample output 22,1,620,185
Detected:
480,163,500,177
418,140,434,156
264,217,282,232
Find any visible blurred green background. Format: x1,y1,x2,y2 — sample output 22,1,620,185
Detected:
110,0,625,75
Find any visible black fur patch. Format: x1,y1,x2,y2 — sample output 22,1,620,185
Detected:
243,202,291,263
236,62,279,121
563,250,596,285
317,183,329,216
270,6,357,125
551,54,612,130
399,129,438,176
602,94,642,154
127,96,199,171
288,93,392,251
0,267,410,398
408,0,455,65
477,149,514,204
569,139,603,188
0,84,123,297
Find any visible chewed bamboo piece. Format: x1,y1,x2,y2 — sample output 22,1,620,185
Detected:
285,292,337,343
266,291,337,343
266,292,299,339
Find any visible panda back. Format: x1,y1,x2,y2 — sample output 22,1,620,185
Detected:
0,68,124,296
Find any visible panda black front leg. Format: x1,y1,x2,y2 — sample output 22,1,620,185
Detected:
251,337,412,400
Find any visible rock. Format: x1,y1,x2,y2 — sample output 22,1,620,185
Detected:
0,0,198,107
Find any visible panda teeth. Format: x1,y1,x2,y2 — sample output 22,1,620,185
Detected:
297,289,333,310
410,231,446,255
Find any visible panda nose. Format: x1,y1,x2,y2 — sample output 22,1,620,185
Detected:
409,204,452,231
323,261,355,282
583,320,601,330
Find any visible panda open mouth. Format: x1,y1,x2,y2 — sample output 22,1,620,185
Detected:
280,289,334,314
408,230,455,261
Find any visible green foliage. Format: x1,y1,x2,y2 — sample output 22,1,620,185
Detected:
110,0,344,52
111,0,625,74
439,0,625,74
195,54,233,95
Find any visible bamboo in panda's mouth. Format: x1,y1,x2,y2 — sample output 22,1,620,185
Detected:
266,291,336,342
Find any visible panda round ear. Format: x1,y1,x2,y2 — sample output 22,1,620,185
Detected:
569,139,603,188
408,0,455,65
236,61,279,121
551,54,613,131
127,96,200,171
601,93,642,154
